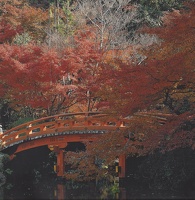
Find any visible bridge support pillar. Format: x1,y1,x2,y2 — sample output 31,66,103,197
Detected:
119,154,126,178
49,144,67,177
57,149,65,177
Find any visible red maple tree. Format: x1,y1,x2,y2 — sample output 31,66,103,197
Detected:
0,30,103,115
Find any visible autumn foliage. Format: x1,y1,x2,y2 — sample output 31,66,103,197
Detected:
0,31,102,115
0,0,48,42
0,0,194,182
64,3,194,181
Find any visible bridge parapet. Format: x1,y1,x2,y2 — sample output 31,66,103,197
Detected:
0,112,129,150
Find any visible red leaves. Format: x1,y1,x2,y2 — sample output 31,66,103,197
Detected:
64,150,99,182
0,20,22,43
0,44,60,110
86,3,195,158
98,61,160,116
98,4,195,118
0,29,104,114
0,1,194,177
158,112,195,151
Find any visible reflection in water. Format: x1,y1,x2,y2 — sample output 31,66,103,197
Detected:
2,177,127,200
55,184,64,200
1,178,191,200
54,183,127,200
2,144,194,199
1,176,192,199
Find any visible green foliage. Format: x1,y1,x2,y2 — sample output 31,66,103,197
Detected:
0,153,10,171
50,0,76,36
4,168,13,175
13,32,32,45
5,183,13,190
0,153,10,187
130,0,185,28
60,0,75,36
110,183,120,193
99,182,120,199
9,117,34,129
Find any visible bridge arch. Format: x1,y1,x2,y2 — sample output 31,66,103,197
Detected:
0,112,129,178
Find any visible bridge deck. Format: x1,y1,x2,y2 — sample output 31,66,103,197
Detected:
0,112,130,151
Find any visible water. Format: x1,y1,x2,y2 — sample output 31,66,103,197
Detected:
2,178,115,199
1,176,191,200
1,147,194,199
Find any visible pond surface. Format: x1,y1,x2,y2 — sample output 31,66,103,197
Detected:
2,146,194,199
1,176,191,200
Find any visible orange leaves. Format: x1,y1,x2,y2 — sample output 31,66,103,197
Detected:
88,131,126,162
0,0,48,42
0,0,22,25
103,46,134,64
17,5,48,40
64,129,127,182
19,5,47,27
64,150,99,182
122,114,163,155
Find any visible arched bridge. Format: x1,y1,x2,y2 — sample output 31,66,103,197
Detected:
0,111,169,178
0,112,130,178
